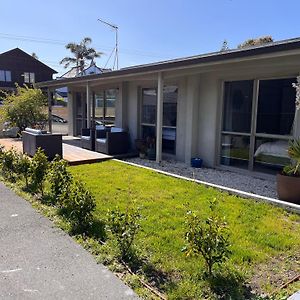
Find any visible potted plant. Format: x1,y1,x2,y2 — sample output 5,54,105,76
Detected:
277,77,300,203
277,139,300,204
139,144,147,159
135,139,147,158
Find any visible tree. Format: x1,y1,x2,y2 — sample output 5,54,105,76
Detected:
60,37,102,75
0,85,48,132
220,39,229,51
237,36,273,49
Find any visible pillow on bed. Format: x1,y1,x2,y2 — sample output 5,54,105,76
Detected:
254,140,289,158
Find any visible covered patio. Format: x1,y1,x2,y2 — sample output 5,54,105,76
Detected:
40,70,171,163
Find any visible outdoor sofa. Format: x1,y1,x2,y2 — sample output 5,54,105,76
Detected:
22,128,62,160
95,127,129,155
81,128,96,151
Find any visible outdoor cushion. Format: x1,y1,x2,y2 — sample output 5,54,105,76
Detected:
96,138,106,143
111,127,124,133
96,125,105,130
81,136,91,140
25,128,43,135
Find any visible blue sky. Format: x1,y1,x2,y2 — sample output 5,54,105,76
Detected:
1,0,300,76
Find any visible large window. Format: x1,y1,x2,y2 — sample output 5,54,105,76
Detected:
256,79,295,135
0,70,11,82
220,78,296,173
94,89,117,125
141,86,178,154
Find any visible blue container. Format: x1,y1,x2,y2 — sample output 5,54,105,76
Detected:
191,158,203,168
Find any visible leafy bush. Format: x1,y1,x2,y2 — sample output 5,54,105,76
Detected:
0,85,47,132
61,180,96,232
30,148,49,196
1,148,19,181
47,155,72,204
107,206,141,259
184,198,231,276
15,153,31,189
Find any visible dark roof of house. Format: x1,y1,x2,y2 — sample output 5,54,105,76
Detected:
0,48,57,74
38,37,300,87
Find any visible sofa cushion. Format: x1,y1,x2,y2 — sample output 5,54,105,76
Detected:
81,136,91,140
96,125,105,130
25,128,43,135
96,138,106,143
111,127,124,133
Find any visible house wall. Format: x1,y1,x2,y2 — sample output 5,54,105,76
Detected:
187,55,300,168
66,53,300,171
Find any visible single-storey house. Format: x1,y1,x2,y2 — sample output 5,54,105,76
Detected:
37,37,300,177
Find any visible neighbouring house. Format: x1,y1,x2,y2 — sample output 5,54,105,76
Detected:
59,62,111,79
37,37,300,176
54,62,111,103
0,48,57,93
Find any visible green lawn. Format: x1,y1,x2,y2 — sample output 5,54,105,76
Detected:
71,160,300,299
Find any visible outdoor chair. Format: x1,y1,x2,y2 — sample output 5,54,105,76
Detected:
22,128,62,160
95,127,129,155
81,128,96,151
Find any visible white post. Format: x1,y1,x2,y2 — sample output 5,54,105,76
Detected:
47,89,52,133
86,82,91,127
156,72,163,163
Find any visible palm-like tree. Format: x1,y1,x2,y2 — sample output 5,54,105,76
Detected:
60,37,102,75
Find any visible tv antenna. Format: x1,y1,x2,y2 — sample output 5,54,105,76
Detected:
97,18,119,70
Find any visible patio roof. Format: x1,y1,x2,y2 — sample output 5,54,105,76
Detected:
37,37,300,88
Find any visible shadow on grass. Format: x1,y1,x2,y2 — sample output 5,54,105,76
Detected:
56,207,107,241
207,269,255,300
122,248,175,292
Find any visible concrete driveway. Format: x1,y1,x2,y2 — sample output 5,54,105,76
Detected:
0,182,138,299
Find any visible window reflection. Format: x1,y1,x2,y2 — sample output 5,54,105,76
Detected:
220,135,250,169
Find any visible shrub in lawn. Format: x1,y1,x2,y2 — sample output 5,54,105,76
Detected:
184,198,231,277
107,206,141,260
1,148,19,181
15,153,31,190
47,155,73,205
29,148,49,196
61,180,96,232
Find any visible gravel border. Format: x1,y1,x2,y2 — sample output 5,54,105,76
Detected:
122,158,277,199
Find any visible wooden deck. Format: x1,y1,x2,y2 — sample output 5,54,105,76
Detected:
0,137,112,166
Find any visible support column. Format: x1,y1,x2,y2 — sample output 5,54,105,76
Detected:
86,82,91,127
47,88,52,133
67,88,74,136
185,75,199,164
156,72,163,163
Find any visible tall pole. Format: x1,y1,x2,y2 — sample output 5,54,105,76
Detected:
97,18,119,70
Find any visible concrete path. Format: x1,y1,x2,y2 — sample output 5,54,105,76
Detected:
0,182,138,299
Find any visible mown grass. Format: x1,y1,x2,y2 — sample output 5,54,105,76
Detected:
70,160,300,299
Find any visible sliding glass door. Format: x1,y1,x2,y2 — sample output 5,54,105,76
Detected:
220,78,296,174
221,80,253,169
141,86,178,154
94,89,117,126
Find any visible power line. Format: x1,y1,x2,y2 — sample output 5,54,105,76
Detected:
0,32,173,59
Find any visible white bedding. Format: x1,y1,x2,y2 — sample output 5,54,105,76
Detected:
254,140,289,158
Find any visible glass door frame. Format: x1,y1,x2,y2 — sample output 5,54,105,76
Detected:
218,75,296,173
139,86,178,155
